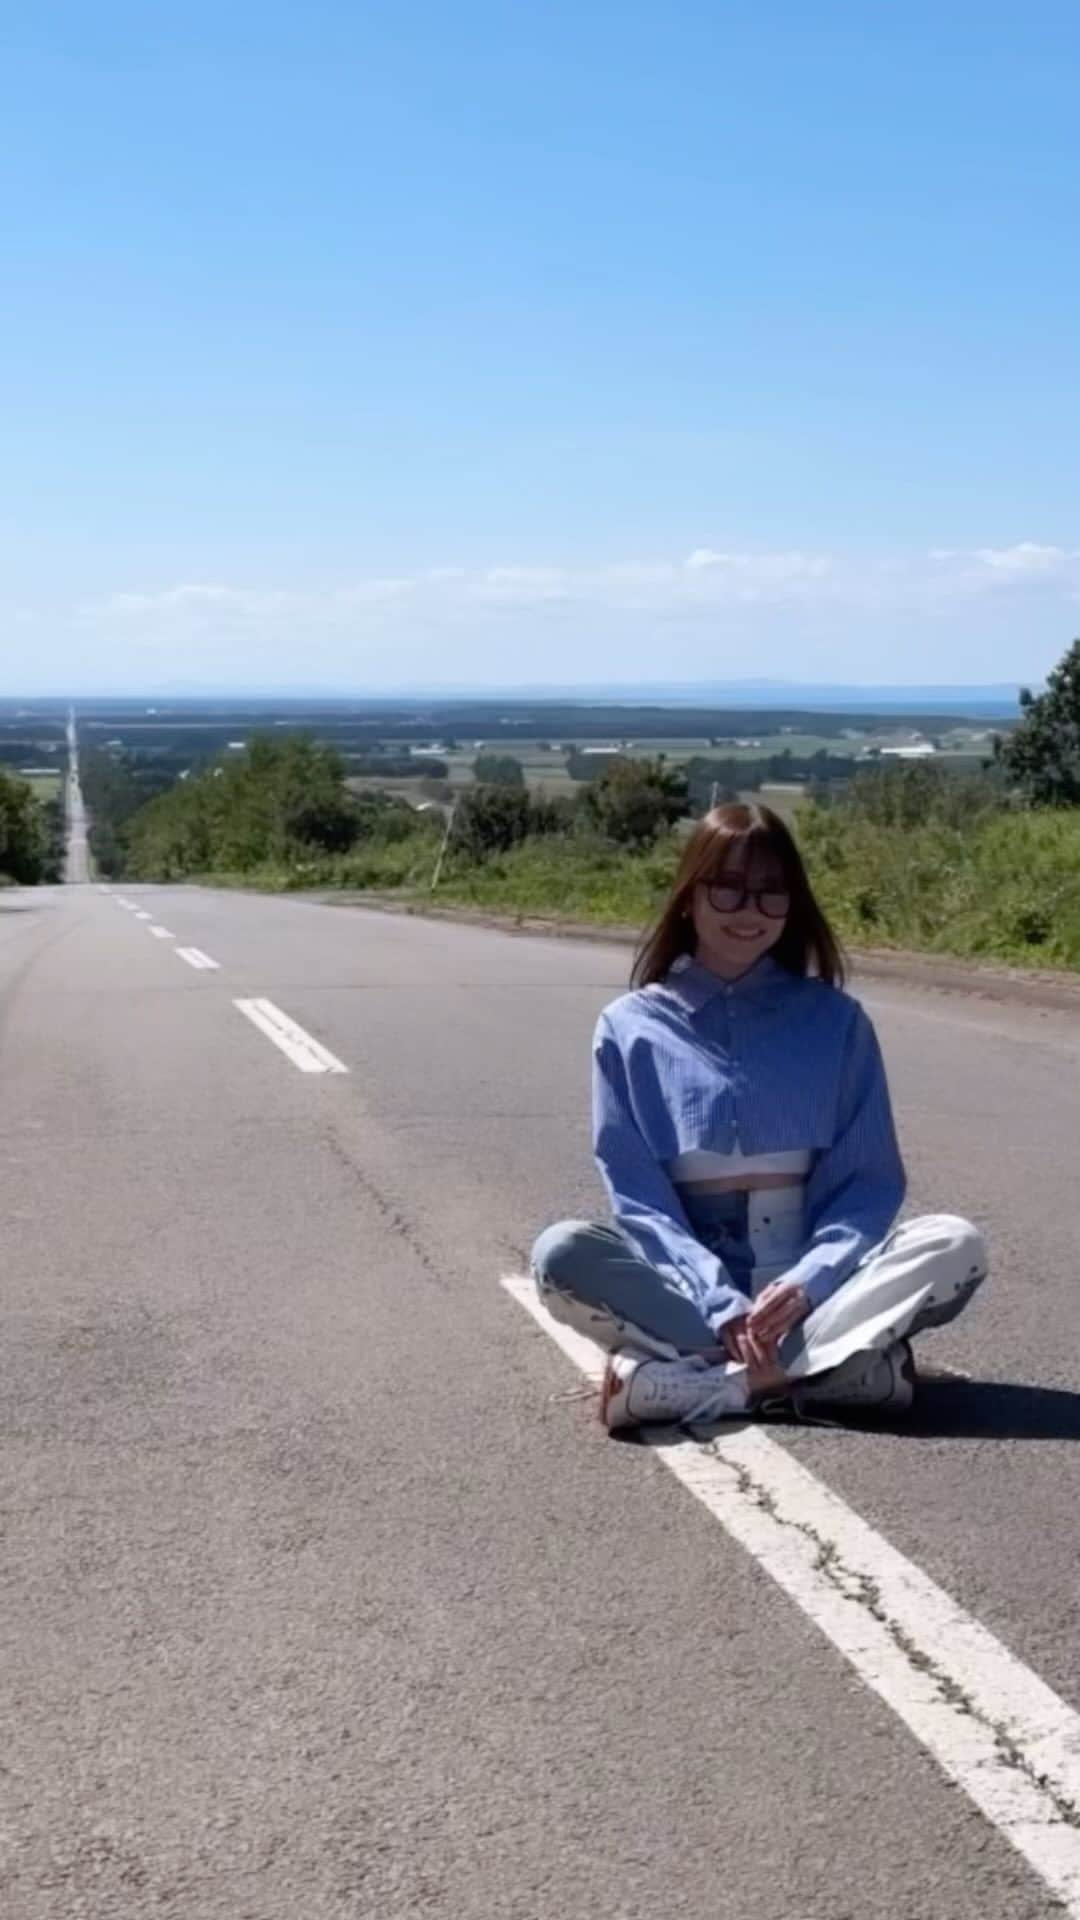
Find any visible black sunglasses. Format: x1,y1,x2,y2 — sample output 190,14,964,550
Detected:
706,882,791,919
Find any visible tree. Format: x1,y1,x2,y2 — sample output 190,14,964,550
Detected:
0,770,50,883
119,734,363,879
453,785,533,857
1000,639,1080,805
81,746,178,875
580,757,688,845
473,753,525,789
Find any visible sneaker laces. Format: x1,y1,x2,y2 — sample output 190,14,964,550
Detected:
548,1383,599,1405
683,1366,751,1426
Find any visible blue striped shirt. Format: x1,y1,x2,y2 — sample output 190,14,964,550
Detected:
592,955,906,1328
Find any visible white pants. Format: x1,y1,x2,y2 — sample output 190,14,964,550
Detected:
532,1214,989,1382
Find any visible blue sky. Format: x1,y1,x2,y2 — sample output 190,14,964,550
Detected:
2,1,1078,692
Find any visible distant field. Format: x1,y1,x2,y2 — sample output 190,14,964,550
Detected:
67,698,1009,753
752,782,807,824
346,776,445,808
68,703,1001,820
17,771,62,801
444,730,995,774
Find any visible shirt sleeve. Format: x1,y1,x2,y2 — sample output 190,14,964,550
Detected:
784,1004,907,1311
592,1018,747,1331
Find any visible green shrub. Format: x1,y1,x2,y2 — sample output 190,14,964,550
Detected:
799,802,1080,968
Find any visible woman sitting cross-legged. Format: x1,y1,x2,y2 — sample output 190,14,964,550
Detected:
532,802,988,1432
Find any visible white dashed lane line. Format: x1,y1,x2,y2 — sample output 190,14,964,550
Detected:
233,998,348,1075
113,909,344,1075
175,947,221,972
501,1275,1080,1917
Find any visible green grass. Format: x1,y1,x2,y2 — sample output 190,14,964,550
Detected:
195,832,444,894
431,808,1080,969
435,834,677,924
176,795,1080,977
800,806,1080,969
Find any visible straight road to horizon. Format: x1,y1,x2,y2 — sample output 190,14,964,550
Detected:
61,707,91,886
2,881,1079,1918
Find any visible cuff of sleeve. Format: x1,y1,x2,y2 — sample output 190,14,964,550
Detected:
703,1286,749,1333
798,1264,846,1312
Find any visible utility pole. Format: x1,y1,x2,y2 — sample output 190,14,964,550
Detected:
430,798,458,892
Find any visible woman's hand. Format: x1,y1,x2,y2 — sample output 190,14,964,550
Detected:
721,1316,777,1370
746,1281,810,1347
721,1316,753,1365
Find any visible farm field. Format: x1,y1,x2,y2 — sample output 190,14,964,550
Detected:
2,697,1005,825
16,771,63,802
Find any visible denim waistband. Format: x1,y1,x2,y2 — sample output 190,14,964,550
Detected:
683,1185,804,1291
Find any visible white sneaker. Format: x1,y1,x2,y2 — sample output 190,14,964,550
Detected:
601,1350,750,1433
793,1340,916,1418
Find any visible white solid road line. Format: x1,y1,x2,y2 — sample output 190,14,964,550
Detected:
233,997,348,1075
149,926,174,940
501,1275,1080,1916
175,947,221,971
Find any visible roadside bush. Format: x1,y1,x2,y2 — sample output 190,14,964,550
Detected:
826,760,1009,831
799,801,1080,968
439,829,681,923
579,758,688,846
450,787,576,862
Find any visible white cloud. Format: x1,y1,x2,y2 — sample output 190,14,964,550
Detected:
88,583,287,618
683,548,831,583
929,542,1074,585
974,542,1066,576
15,537,1079,692
333,579,413,607
78,544,1078,651
478,566,569,602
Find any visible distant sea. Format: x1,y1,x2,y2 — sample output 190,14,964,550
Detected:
21,681,1025,717
404,681,1024,716
209,681,1025,717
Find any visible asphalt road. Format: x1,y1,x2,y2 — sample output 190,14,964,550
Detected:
62,710,91,886
2,880,1079,1919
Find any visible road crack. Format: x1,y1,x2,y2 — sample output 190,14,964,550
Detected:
318,1127,449,1290
703,1443,1080,1834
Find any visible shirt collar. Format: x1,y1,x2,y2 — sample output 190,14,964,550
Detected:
661,953,785,1013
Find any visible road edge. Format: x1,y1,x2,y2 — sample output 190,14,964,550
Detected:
305,888,1080,1014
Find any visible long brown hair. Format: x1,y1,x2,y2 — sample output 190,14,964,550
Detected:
632,802,845,989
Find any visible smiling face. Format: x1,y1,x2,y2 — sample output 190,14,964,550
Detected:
690,840,791,980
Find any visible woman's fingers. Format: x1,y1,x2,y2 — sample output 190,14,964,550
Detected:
748,1284,809,1344
723,1316,750,1363
745,1323,774,1369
